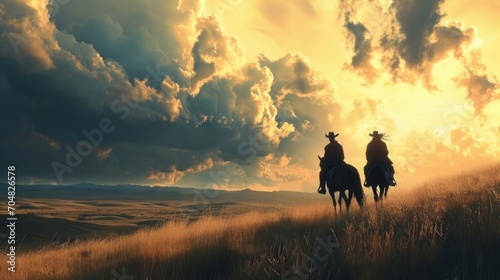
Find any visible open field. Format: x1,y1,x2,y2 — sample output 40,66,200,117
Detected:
0,199,301,251
0,185,323,250
1,164,499,279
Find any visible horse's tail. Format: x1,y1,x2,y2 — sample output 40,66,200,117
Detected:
350,165,365,207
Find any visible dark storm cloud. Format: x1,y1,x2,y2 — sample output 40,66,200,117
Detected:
345,20,371,68
1,0,343,187
343,13,377,83
52,0,194,85
339,0,499,113
0,0,228,184
392,0,445,67
340,0,448,78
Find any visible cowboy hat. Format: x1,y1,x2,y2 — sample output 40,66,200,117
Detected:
325,132,339,139
369,131,385,138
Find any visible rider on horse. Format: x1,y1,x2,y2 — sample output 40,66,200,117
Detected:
318,132,345,194
364,131,395,186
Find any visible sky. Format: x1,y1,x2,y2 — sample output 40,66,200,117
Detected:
1,0,499,192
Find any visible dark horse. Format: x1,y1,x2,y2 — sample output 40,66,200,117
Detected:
365,163,393,202
319,156,365,215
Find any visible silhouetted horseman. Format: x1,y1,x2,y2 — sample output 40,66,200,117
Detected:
364,131,395,186
318,132,345,194
366,133,392,166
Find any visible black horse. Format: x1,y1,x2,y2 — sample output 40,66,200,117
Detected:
364,163,394,202
318,156,365,215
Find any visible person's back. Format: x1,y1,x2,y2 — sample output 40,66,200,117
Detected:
318,132,345,194
366,138,389,165
324,140,344,167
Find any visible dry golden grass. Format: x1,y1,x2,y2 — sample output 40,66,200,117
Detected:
2,164,499,280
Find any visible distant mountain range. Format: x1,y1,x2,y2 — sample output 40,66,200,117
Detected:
3,183,320,203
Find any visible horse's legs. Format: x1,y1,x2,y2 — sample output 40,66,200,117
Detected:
379,185,385,202
378,185,389,202
338,194,342,214
331,191,337,216
347,190,354,211
372,186,379,202
340,191,350,214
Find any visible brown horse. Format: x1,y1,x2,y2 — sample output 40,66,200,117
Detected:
319,156,365,215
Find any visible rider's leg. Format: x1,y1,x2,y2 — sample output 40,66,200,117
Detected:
318,170,326,193
363,164,369,186
372,186,379,202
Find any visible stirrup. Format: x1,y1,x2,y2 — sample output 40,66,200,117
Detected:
317,186,326,194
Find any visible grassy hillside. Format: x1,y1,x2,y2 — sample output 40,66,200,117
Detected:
0,214,138,250
2,164,499,280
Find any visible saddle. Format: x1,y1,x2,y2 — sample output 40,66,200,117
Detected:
364,162,396,187
326,162,345,180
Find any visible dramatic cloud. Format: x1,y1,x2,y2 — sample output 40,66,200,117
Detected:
339,0,500,113
191,17,244,94
0,0,342,189
392,0,445,67
343,15,377,83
